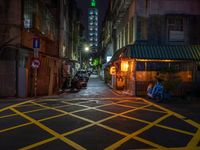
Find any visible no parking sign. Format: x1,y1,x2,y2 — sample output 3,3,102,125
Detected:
31,59,40,69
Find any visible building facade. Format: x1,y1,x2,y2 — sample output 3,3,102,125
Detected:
0,0,82,97
101,0,200,96
88,0,98,53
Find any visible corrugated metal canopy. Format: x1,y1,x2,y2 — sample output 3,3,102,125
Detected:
110,44,200,62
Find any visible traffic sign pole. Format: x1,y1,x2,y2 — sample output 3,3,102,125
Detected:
33,37,40,97
34,68,38,97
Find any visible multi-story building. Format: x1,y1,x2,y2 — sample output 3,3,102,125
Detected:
88,0,98,53
0,0,82,97
101,0,200,96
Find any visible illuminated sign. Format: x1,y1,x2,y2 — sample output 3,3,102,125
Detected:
110,66,116,75
90,0,96,7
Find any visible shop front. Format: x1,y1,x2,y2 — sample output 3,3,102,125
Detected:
108,44,200,96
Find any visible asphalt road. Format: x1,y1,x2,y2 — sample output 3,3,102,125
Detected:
0,75,199,150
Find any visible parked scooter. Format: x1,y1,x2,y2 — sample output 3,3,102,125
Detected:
70,75,82,91
147,78,165,102
78,75,88,88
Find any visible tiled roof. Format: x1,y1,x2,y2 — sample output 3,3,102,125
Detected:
110,44,200,62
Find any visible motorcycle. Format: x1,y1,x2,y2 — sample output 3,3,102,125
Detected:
78,76,87,88
70,75,82,91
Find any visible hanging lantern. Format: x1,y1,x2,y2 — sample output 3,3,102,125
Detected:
121,61,129,72
110,66,116,75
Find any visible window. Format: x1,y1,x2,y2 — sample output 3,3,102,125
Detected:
168,16,184,42
147,62,168,71
136,62,145,71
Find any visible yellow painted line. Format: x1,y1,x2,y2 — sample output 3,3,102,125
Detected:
98,123,167,150
187,128,200,148
15,104,37,107
0,113,17,119
0,114,67,133
94,99,135,108
0,122,32,133
98,123,128,136
19,137,57,150
156,124,195,136
0,100,33,113
31,98,199,150
21,124,95,150
104,113,172,150
62,124,95,137
115,103,165,113
30,101,94,123
186,119,200,128
30,97,200,150
10,108,86,150
140,98,200,128
38,98,197,138
38,114,67,122
142,108,167,114
0,107,49,119
134,136,169,150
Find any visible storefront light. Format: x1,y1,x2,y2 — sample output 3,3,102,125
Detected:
121,61,129,72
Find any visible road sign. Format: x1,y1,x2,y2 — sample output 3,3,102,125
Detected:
31,59,40,69
33,38,40,49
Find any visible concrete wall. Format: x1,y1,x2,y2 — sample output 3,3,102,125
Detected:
0,50,16,97
0,0,21,97
0,0,21,45
136,0,200,16
135,0,200,44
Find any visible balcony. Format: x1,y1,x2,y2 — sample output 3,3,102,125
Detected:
112,0,133,29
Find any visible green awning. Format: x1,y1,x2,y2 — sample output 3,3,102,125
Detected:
110,44,200,62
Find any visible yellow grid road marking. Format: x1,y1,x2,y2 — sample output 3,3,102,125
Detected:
0,104,71,119
139,98,200,127
39,98,200,146
21,124,96,150
10,107,86,150
60,99,197,137
0,122,32,133
19,137,57,150
0,107,91,133
104,113,172,150
31,101,165,149
115,102,167,114
9,97,200,150
0,100,33,113
187,128,200,148
134,136,168,149
0,113,17,119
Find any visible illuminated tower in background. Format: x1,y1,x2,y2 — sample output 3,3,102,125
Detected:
88,0,98,53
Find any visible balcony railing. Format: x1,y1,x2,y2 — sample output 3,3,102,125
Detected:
112,0,133,29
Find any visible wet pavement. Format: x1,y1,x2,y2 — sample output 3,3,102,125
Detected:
0,75,199,150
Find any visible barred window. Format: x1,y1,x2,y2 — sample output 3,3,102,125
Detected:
23,0,36,28
167,16,184,42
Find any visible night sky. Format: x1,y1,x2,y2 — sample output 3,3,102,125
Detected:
76,0,109,37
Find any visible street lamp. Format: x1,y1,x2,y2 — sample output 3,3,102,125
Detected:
84,46,89,52
80,45,90,70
